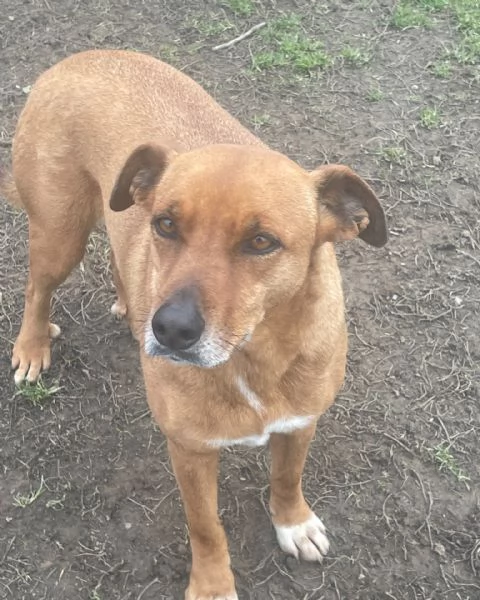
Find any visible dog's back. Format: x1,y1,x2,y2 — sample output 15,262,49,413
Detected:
12,50,262,219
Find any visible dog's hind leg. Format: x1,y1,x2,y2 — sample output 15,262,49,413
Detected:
12,174,99,384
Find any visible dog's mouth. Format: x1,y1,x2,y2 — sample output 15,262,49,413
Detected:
144,326,245,368
144,325,251,368
151,347,205,367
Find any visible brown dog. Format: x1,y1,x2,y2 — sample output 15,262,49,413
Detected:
4,50,387,599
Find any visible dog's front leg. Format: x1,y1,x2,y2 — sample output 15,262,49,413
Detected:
168,439,237,600
269,424,330,562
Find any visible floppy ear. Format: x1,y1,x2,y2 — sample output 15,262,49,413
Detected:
110,144,173,212
311,164,387,247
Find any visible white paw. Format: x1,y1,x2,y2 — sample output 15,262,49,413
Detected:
49,323,61,338
274,513,329,562
110,299,127,319
188,592,238,600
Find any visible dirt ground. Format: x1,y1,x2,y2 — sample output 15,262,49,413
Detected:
1,1,479,599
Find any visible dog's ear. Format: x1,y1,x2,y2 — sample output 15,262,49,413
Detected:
110,144,172,212
311,164,387,247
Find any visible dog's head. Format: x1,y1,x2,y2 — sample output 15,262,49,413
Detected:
110,144,387,367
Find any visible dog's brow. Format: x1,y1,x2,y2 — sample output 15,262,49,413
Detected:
244,219,263,234
155,201,181,218
243,219,283,243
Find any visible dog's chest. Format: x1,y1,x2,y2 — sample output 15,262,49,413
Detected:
207,375,314,448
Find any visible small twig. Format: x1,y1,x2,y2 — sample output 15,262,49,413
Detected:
383,432,415,456
0,536,15,564
471,540,480,577
130,409,151,424
137,578,160,600
127,496,154,521
412,469,433,549
153,487,177,512
457,249,480,269
272,558,313,592
212,22,266,51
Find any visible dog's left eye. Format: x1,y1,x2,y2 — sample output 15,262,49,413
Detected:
242,234,281,255
153,216,177,239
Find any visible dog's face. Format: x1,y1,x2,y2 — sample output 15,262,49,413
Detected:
111,144,386,367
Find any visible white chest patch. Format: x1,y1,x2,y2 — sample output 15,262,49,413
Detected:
208,415,315,448
235,375,263,413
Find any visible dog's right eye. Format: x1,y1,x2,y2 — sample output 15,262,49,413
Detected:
153,216,178,239
241,233,282,256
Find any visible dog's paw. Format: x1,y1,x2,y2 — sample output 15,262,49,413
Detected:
49,323,61,338
186,589,238,600
185,568,237,600
110,299,127,319
11,324,59,384
274,512,329,562
186,594,238,600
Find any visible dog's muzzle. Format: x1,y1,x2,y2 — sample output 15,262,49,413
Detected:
144,287,248,368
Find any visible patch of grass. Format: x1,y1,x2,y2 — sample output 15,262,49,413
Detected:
455,0,480,32
391,0,447,29
379,146,407,164
251,52,278,71
251,113,271,129
89,591,102,600
252,39,331,72
419,0,449,8
222,0,254,16
391,3,433,28
268,12,302,33
13,477,46,508
454,32,480,63
392,0,480,64
15,378,62,407
252,14,332,73
433,443,470,482
451,1,480,63
366,87,385,102
420,106,441,127
189,16,234,37
431,60,452,77
158,44,179,64
341,46,370,65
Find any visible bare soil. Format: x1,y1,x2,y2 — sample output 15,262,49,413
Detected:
1,1,479,599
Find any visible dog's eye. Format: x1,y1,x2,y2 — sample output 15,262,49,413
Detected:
153,216,177,239
243,234,281,255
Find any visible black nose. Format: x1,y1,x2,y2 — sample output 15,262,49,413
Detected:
151,288,205,351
